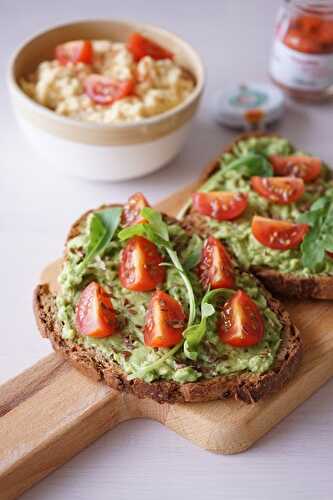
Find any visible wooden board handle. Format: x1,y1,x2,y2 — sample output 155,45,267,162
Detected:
0,353,128,500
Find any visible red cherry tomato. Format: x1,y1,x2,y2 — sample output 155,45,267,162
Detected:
269,155,321,182
198,236,235,290
252,216,309,250
219,290,264,347
121,192,150,227
251,176,304,205
119,236,165,292
84,75,135,105
75,282,116,338
55,40,93,65
144,290,185,348
327,251,333,259
192,192,248,221
127,32,174,61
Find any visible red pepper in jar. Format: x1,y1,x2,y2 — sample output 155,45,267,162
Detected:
270,2,333,100
284,14,333,54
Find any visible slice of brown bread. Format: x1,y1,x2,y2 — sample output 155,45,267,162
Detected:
33,206,302,404
185,131,333,300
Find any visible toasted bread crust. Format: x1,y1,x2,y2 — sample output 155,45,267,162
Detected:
185,132,333,300
33,205,302,404
253,268,333,300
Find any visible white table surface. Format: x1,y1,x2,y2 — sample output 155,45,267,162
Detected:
2,0,333,498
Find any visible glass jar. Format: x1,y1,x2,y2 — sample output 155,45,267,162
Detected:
270,0,333,100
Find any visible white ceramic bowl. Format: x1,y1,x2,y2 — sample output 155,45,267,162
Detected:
8,20,205,181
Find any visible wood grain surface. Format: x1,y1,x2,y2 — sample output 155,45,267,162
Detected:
0,185,332,500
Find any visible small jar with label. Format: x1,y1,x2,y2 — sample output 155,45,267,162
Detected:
270,0,333,100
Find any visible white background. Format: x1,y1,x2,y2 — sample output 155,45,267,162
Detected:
2,1,333,499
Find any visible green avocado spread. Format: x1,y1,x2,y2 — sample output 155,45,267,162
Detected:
57,216,282,384
198,136,333,277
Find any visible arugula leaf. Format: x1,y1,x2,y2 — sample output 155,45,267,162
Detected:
177,199,193,220
311,197,329,211
134,342,183,378
116,222,146,240
183,288,234,361
118,208,197,326
165,249,197,327
141,207,169,241
200,153,272,193
77,207,122,274
298,194,333,271
323,233,333,252
301,224,325,270
119,222,168,248
223,153,273,177
182,234,203,270
298,208,323,227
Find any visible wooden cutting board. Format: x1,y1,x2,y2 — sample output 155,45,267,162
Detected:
1,183,333,500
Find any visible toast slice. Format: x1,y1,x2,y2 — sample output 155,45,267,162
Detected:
183,132,333,299
34,203,302,404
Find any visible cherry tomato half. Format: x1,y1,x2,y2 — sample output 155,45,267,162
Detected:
84,75,135,105
75,282,116,338
192,192,248,221
251,216,309,250
127,32,173,61
219,290,264,347
55,40,93,65
121,192,150,227
269,155,321,182
251,176,304,205
198,236,235,290
144,290,185,348
119,236,166,292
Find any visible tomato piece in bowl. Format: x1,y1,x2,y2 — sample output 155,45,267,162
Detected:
55,40,93,65
128,33,173,61
84,75,135,105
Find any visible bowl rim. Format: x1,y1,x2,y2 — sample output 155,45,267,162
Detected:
7,18,205,131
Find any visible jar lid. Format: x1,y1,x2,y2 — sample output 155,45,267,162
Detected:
213,82,285,130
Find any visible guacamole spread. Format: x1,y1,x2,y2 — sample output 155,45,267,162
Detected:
56,214,282,384
198,136,333,277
